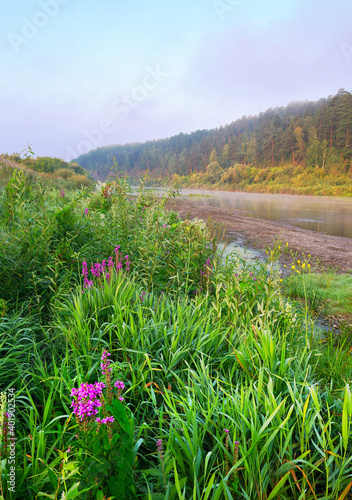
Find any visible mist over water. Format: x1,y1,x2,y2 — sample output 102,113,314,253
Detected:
180,189,352,238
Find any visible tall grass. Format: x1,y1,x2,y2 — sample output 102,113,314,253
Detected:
0,170,351,499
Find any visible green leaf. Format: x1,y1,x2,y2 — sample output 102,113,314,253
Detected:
267,471,290,500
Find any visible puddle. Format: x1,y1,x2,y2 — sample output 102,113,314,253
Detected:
218,231,281,272
218,241,264,267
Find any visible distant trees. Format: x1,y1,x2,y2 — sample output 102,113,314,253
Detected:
75,89,352,182
33,156,67,173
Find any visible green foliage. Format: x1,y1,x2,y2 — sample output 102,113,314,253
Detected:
0,170,216,318
0,154,93,193
51,264,352,499
1,175,352,499
287,272,352,317
206,161,223,183
33,156,67,173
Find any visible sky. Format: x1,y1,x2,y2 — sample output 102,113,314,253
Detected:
1,0,352,162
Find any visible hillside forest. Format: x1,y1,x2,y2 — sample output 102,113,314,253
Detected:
75,89,352,196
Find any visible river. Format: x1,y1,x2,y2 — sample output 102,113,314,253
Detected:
177,189,352,238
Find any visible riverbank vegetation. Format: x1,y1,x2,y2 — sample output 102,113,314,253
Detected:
286,271,352,321
0,150,93,192
1,170,352,499
171,163,352,196
270,243,352,322
75,89,352,197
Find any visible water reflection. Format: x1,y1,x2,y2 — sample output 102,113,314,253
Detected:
180,189,352,238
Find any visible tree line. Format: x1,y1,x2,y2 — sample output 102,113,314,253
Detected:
75,89,352,183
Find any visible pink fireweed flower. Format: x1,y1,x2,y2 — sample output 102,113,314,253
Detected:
70,382,105,421
205,258,213,269
114,380,125,401
125,255,131,272
156,438,166,484
82,261,88,278
96,416,115,424
101,416,115,424
101,350,113,403
83,278,94,290
60,190,65,197
115,245,121,270
101,350,111,375
84,208,89,215
93,263,102,278
82,260,93,292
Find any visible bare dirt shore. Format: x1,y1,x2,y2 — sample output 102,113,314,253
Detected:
166,197,352,274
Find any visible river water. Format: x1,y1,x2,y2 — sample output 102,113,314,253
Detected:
178,189,352,238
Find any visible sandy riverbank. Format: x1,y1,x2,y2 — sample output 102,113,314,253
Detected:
166,198,352,274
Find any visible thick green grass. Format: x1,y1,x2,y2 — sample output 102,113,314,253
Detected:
4,270,351,499
285,272,352,319
1,170,352,499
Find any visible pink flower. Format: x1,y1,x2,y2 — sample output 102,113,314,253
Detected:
114,380,125,401
84,208,89,215
70,382,105,420
101,350,112,375
101,416,115,424
125,255,131,272
114,380,125,390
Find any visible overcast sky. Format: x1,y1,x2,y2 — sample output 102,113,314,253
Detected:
1,0,352,161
